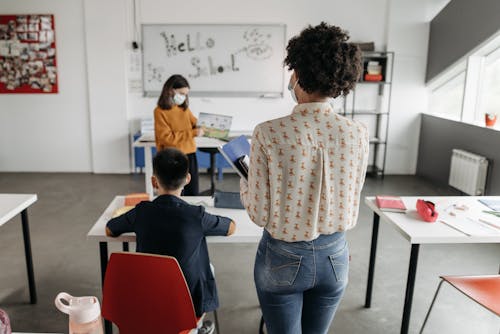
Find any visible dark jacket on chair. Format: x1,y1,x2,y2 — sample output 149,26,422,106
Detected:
106,194,231,316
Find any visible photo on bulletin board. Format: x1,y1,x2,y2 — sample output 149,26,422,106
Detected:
142,24,286,97
0,14,58,94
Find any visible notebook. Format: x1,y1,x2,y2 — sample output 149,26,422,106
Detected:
218,135,250,180
198,112,233,139
375,195,407,213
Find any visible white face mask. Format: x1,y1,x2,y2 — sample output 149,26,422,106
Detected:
173,93,186,105
288,79,298,103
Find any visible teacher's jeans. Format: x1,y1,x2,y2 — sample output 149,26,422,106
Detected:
254,229,349,334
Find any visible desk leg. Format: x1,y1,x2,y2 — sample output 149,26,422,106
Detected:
99,242,108,286
209,152,216,196
365,212,380,308
21,209,37,304
144,146,153,198
99,242,112,334
122,242,129,252
401,244,420,334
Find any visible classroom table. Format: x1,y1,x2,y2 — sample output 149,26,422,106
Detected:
133,134,228,197
363,196,500,334
87,195,261,334
0,194,38,305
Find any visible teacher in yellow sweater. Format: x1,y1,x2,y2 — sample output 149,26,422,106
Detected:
154,74,203,196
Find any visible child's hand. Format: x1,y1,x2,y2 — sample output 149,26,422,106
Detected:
227,221,236,236
196,127,205,137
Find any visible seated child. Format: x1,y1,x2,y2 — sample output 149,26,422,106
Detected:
106,147,236,317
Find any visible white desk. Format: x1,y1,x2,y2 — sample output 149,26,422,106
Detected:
0,194,38,304
87,195,261,334
133,135,228,197
87,195,262,283
363,196,500,334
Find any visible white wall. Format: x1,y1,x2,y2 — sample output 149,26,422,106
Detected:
384,0,430,174
0,0,92,172
0,0,444,174
83,0,130,173
383,0,450,174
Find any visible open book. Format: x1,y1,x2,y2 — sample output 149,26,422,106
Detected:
218,135,250,179
198,112,233,139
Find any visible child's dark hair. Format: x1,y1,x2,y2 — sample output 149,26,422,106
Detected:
157,74,190,110
284,22,362,98
153,148,189,190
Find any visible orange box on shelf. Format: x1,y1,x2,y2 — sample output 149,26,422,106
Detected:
364,73,383,82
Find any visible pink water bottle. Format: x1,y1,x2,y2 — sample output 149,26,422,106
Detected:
55,292,103,334
0,309,11,334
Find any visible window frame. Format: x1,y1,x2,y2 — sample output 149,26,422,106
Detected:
426,30,500,130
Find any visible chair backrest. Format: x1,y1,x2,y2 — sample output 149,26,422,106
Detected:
102,252,198,334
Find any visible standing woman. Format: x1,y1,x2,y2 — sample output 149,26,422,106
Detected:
240,23,369,334
154,74,203,196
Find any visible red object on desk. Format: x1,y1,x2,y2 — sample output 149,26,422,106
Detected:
376,195,407,213
416,199,438,222
124,193,150,206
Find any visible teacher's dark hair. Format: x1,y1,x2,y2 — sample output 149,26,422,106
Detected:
157,74,190,110
284,22,362,98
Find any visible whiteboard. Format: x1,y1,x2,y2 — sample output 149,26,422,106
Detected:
142,24,286,97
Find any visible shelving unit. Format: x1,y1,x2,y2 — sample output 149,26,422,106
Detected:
342,51,394,177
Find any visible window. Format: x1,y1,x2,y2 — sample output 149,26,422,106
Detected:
429,71,465,120
427,31,500,129
478,51,500,119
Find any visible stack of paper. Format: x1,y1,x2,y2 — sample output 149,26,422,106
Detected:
440,216,500,236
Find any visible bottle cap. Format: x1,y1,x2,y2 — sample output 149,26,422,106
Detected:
55,292,101,324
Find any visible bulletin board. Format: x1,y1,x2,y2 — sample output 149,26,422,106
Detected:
142,24,286,97
0,14,58,94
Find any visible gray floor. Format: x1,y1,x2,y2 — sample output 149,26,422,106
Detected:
0,172,498,333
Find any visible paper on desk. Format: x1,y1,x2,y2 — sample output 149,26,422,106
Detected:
440,216,500,236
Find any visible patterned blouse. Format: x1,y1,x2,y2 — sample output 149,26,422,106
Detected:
240,102,369,242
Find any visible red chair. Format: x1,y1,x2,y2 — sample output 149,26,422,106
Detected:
420,275,500,333
102,252,215,334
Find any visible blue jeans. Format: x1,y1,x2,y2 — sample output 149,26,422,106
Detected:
254,229,349,334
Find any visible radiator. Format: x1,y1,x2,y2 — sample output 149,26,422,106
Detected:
449,149,488,195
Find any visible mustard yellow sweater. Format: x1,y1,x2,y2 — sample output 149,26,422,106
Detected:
154,105,198,154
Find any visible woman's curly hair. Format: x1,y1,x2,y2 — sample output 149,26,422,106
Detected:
284,22,362,98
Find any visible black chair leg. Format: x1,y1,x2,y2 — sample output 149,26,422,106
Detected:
259,315,265,334
419,279,445,334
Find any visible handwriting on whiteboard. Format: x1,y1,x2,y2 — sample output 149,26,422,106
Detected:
157,28,274,80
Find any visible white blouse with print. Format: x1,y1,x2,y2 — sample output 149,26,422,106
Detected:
240,102,369,242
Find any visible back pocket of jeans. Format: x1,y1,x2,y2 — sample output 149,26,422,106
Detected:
328,243,349,282
265,242,302,286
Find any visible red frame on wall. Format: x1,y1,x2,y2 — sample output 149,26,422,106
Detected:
0,14,58,94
